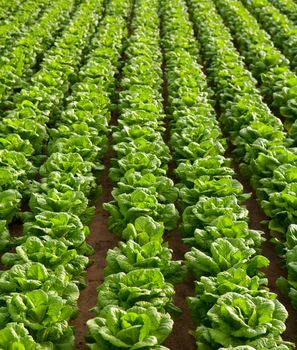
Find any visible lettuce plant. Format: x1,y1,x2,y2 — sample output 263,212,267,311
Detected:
183,214,263,250
0,262,79,303
86,305,173,350
22,211,92,254
2,237,89,286
188,267,268,325
104,189,178,234
195,292,289,349
113,171,178,203
182,196,249,237
179,176,249,208
185,238,269,279
121,216,164,244
0,290,75,346
0,323,47,349
29,189,95,225
94,269,175,313
104,240,186,284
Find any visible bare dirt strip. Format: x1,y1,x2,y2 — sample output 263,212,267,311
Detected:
164,226,196,350
71,144,118,350
232,159,297,345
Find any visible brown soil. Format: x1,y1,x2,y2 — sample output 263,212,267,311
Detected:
164,227,196,350
71,146,118,349
233,160,297,345
162,161,196,350
9,220,23,238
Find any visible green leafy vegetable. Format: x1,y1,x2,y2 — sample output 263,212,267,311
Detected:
86,305,173,349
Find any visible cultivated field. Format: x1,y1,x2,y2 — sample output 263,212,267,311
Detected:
0,0,297,349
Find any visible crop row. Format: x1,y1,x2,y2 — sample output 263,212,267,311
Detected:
268,0,297,23
0,0,50,53
241,0,297,70
187,0,297,311
0,0,133,347
0,0,77,105
211,0,297,134
161,0,293,348
85,0,189,348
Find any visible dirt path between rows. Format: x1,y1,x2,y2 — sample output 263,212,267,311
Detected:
233,159,297,345
164,226,196,350
71,145,118,349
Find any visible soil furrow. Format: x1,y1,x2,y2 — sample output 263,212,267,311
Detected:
71,145,117,350
231,156,297,344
